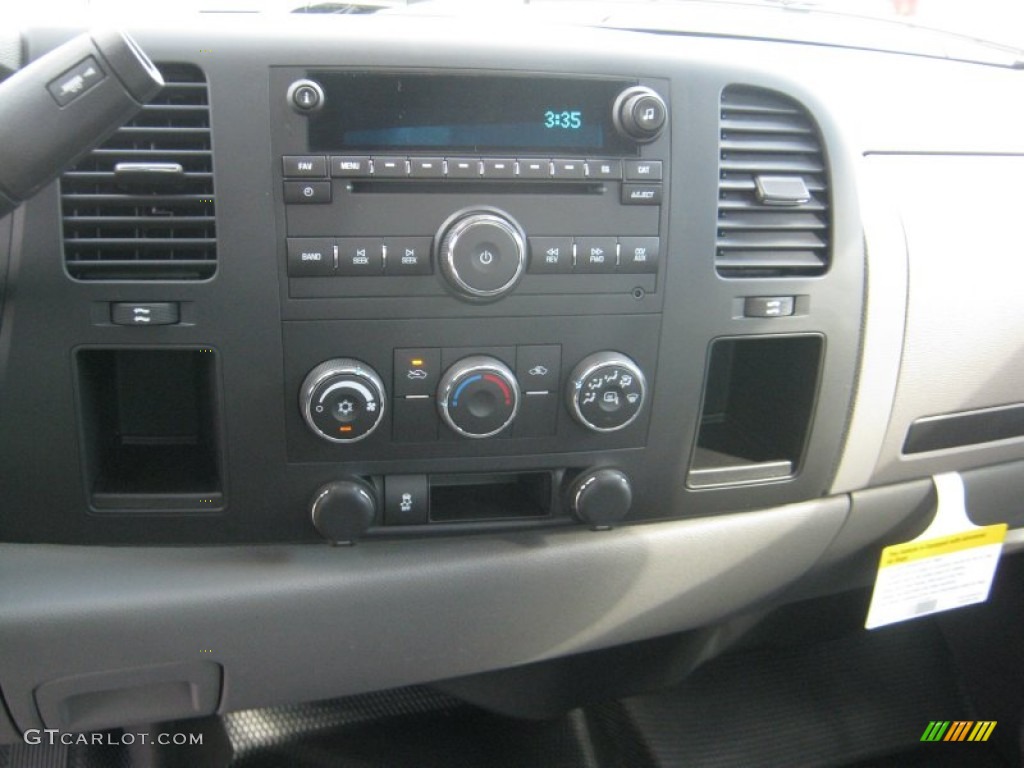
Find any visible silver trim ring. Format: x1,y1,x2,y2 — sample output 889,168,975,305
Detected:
300,358,386,444
438,356,521,439
441,213,526,299
568,352,646,433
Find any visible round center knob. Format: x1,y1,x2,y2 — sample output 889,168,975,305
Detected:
438,356,520,438
438,209,527,301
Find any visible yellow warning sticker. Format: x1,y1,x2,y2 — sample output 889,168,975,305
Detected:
879,526,1007,568
865,473,1007,630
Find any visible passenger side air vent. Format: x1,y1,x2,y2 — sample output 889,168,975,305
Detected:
61,63,215,280
717,85,829,277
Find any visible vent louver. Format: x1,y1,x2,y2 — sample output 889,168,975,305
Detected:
61,63,216,280
717,85,829,277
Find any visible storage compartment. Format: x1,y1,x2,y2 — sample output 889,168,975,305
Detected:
688,336,822,488
76,348,224,511
430,472,554,522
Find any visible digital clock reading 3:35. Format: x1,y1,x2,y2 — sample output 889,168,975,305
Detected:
544,110,582,129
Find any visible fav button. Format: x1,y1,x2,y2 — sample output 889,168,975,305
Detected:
282,155,327,178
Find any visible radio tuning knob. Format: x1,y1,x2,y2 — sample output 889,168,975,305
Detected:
438,356,521,438
613,86,667,143
437,208,527,301
568,352,647,433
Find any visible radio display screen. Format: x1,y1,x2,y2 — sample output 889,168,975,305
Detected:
307,73,638,155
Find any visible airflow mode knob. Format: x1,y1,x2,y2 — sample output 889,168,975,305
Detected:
568,352,646,433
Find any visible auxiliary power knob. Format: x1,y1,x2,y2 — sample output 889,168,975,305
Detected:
300,358,386,443
438,208,527,301
438,356,520,438
568,352,647,433
569,468,633,529
310,478,377,544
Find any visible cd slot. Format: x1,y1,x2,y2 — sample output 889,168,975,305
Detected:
349,181,606,195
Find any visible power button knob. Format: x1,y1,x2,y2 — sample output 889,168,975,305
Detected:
438,209,527,301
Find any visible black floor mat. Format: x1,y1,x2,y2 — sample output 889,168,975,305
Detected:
587,619,1010,768
224,687,600,768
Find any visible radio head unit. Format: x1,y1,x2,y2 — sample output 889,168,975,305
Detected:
271,69,669,311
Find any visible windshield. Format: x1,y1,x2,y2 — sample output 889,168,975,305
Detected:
6,0,1024,56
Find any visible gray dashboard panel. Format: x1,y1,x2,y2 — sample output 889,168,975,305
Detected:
867,155,1024,484
0,498,847,732
2,10,1024,738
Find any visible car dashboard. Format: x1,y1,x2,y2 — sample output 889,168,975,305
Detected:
1,10,1023,743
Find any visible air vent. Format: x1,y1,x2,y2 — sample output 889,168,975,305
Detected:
717,85,829,277
61,63,215,280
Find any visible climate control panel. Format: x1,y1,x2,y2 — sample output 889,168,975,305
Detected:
296,348,649,447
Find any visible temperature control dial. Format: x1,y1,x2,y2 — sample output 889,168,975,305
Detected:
568,352,646,433
300,359,386,443
438,356,520,438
